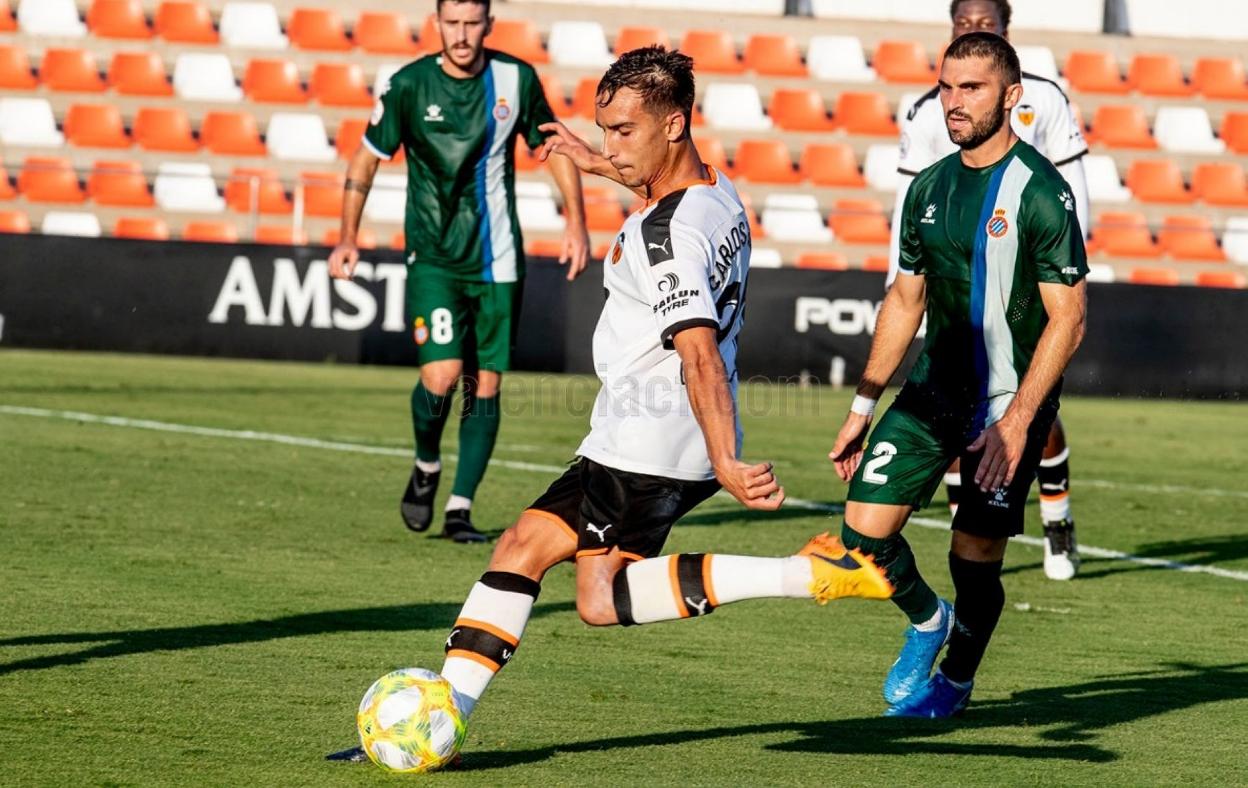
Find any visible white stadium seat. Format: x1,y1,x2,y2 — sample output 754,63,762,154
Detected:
806,35,876,83
154,163,226,213
1224,217,1248,265
749,247,783,268
547,21,612,68
761,193,832,243
41,211,102,238
1124,0,1248,41
515,181,565,232
1016,46,1062,83
0,98,65,147
373,63,403,99
702,83,772,131
364,173,407,223
810,0,945,22
1085,263,1116,283
1152,107,1226,154
17,0,86,37
1083,155,1132,203
1011,0,1104,32
173,54,244,103
265,113,337,162
219,2,289,49
863,145,901,192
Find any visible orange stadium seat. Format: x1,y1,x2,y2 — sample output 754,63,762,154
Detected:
200,111,266,156
87,0,152,39
354,11,419,55
743,34,806,77
114,216,170,240
1090,105,1157,149
0,0,14,32
1093,211,1160,258
1192,162,1248,207
1126,159,1194,204
288,7,352,51
301,171,343,217
0,45,37,89
336,118,368,159
862,256,890,272
40,48,107,93
1128,267,1180,286
540,72,567,113
514,137,540,172
1158,215,1226,261
0,164,15,200
0,211,31,233
1191,57,1248,100
18,157,85,204
154,0,218,43
485,18,548,63
800,143,865,188
182,220,238,243
64,104,131,148
583,186,624,232
795,252,848,270
255,225,307,245
87,160,154,206
833,91,899,136
1195,270,1246,288
769,88,834,132
133,107,199,152
109,51,173,96
323,227,377,248
694,136,732,176
309,62,372,107
872,40,934,83
733,139,801,184
243,59,307,104
525,238,564,258
613,26,669,56
390,231,405,250
1127,53,1193,97
830,199,890,244
1063,50,1129,94
1221,112,1248,154
680,30,743,74
571,76,601,119
418,14,441,54
226,168,293,215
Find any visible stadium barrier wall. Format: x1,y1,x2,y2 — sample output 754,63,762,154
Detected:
0,236,1243,399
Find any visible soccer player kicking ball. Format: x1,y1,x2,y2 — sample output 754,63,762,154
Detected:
434,47,892,725
830,33,1087,718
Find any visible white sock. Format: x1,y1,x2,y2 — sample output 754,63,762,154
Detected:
440,573,538,718
415,459,441,474
913,603,945,632
620,554,812,625
445,494,472,512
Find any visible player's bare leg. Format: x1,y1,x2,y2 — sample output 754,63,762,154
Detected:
442,369,502,543
1037,416,1079,579
402,359,463,533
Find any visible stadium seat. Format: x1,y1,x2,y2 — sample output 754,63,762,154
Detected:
539,72,566,113
226,167,292,214
87,160,153,206
582,186,623,232
87,0,151,39
1127,53,1193,97
702,83,771,131
18,157,84,203
613,26,669,57
1192,163,1248,207
201,111,266,156
0,45,38,90
871,40,933,84
364,173,406,223
743,34,806,77
1221,112,1248,154
733,139,800,184
862,256,890,272
525,238,564,259
255,225,307,245
287,7,351,51
1083,154,1132,203
109,51,173,96
761,193,831,243
863,144,901,191
154,0,218,43
485,18,547,63
806,35,875,82
1085,262,1115,283
516,181,564,232
323,226,376,249
417,13,441,54
1153,107,1225,154
300,171,343,217
42,211,102,237
1089,105,1157,149
1158,215,1226,261
219,2,288,49
0,97,64,146
693,136,732,176
800,143,865,188
795,251,848,270
133,107,199,152
309,62,372,107
1126,160,1194,204
1195,270,1246,288
64,104,130,148
114,216,169,240
0,164,13,200
830,199,890,244
680,30,743,74
266,113,336,161
514,136,539,172
0,210,31,234
354,11,418,55
570,76,601,119
1062,50,1128,94
833,92,899,136
335,118,368,159
769,89,834,132
548,21,611,68
173,53,242,102
1223,217,1248,264
182,220,238,242
244,59,306,104
0,0,14,32
1128,267,1179,286
1093,211,1160,258
17,0,86,37
1192,57,1248,101
1015,45,1061,82
40,48,106,93
154,162,224,213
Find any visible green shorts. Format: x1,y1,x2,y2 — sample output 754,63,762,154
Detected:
405,267,522,371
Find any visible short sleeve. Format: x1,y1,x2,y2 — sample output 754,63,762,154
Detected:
1024,178,1088,285
519,66,557,151
897,180,925,276
1038,87,1088,166
640,215,720,349
363,76,406,160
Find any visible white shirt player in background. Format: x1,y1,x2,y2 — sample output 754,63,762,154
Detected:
887,0,1085,580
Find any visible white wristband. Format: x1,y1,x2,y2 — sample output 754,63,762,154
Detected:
850,395,877,418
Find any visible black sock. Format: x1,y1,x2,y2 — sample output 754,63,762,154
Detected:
939,553,1005,684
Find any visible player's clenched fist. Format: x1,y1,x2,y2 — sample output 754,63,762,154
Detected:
829,412,872,482
715,460,785,511
328,241,360,280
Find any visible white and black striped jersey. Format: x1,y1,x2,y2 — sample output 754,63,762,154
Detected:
576,167,750,481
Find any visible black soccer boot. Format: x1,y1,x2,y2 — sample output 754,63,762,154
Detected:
442,508,488,544
400,465,439,532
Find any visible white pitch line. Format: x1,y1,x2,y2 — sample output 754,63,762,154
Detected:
4,404,1247,583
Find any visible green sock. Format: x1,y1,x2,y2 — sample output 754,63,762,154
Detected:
451,393,501,499
410,382,453,464
841,521,939,625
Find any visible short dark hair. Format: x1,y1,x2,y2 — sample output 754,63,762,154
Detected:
596,46,696,133
949,0,1011,30
436,0,491,15
943,32,1020,85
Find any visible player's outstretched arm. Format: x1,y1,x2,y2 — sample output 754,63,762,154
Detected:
546,152,591,280
328,146,381,281
537,121,648,198
673,326,785,511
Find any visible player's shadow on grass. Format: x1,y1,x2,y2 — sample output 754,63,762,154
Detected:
1001,534,1248,580
457,662,1248,770
0,601,575,677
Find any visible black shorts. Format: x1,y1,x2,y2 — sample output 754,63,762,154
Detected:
525,457,720,561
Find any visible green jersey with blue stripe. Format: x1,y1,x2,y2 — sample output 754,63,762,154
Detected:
364,51,555,283
897,140,1087,431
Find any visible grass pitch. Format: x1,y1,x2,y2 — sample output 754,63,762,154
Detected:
1,349,1246,787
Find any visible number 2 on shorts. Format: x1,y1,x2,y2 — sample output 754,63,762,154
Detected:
863,441,897,485
430,308,454,344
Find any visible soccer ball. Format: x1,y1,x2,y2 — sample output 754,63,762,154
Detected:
356,668,467,773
